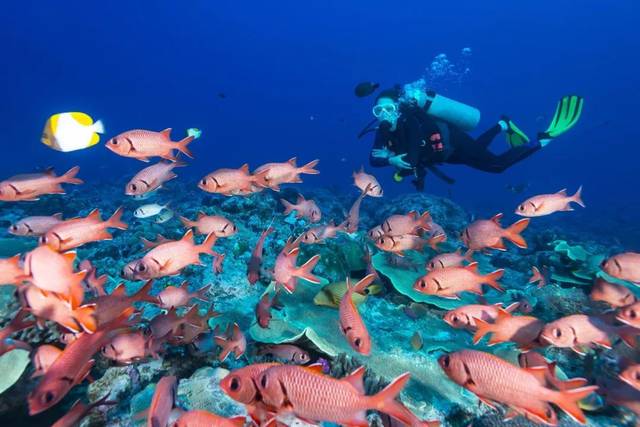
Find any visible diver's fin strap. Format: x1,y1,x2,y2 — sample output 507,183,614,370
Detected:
544,95,584,138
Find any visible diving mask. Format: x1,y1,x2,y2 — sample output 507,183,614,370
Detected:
372,99,400,129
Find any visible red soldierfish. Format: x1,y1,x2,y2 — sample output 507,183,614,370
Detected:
157,281,210,310
51,394,115,427
461,213,529,251
101,331,162,364
414,263,504,299
28,308,134,415
443,302,520,331
472,307,544,350
253,157,320,191
32,344,63,379
174,410,246,427
0,254,25,286
258,344,310,365
126,161,184,195
591,278,636,308
106,128,194,162
180,213,237,237
601,252,640,284
375,234,428,256
215,323,246,362
300,221,346,244
343,184,370,234
9,214,64,237
281,195,321,223
616,301,640,328
517,351,589,391
20,285,97,333
381,211,431,236
273,238,321,293
439,349,597,425
353,167,383,197
0,166,82,202
198,164,267,196
93,280,157,327
426,249,474,271
79,259,108,297
40,207,128,252
0,309,35,355
619,364,640,391
516,187,585,217
134,230,219,279
147,375,178,427
256,364,411,426
256,292,281,329
247,226,274,285
529,266,548,288
339,275,376,356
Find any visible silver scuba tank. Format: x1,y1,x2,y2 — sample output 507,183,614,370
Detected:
421,90,481,131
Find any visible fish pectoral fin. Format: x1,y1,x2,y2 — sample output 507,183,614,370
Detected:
594,337,612,349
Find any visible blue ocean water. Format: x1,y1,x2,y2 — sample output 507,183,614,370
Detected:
2,1,640,426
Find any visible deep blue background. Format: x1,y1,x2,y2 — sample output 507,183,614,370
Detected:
2,1,639,234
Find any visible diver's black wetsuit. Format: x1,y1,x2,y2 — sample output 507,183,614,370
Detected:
370,105,540,186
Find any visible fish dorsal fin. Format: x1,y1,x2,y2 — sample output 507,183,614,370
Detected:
465,262,479,273
343,366,366,394
556,188,567,196
87,209,101,221
495,307,512,321
240,163,249,173
111,283,127,296
53,213,63,220
305,363,325,375
288,157,297,166
524,366,548,384
160,128,172,138
296,194,305,203
181,229,194,243
197,211,206,219
180,280,189,290
490,213,503,225
408,211,418,220
62,251,77,264
231,323,242,340
44,167,56,176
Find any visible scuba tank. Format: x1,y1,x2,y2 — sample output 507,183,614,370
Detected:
420,90,481,131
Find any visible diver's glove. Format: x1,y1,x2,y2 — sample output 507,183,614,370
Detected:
389,154,412,170
371,147,393,159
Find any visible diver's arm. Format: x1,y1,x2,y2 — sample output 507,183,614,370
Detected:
369,129,391,167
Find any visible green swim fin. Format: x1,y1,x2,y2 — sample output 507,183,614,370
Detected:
538,95,584,146
501,116,530,148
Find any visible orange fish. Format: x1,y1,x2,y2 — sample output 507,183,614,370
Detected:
0,309,34,355
273,237,321,293
427,233,446,251
381,211,431,236
516,187,585,217
517,351,588,391
375,234,427,256
93,280,157,327
0,166,82,202
281,195,321,223
215,323,246,362
198,164,267,196
461,213,529,251
601,252,640,284
149,306,196,341
257,344,310,365
106,128,194,162
79,259,108,297
339,275,376,355
253,157,320,191
9,213,64,237
472,307,544,350
619,364,640,391
443,302,519,330
300,221,346,244
343,184,370,233
28,307,134,415
540,314,638,355
213,253,225,274
247,226,274,285
256,364,411,426
101,331,163,364
121,259,142,280
20,285,96,333
126,160,184,195
414,263,504,299
426,249,474,271
171,309,219,346
40,207,128,251
32,344,63,379
22,245,86,307
174,410,246,427
51,394,115,427
616,302,640,328
147,375,178,427
256,292,281,329
0,254,24,287
591,278,636,308
529,266,548,288
361,246,381,284
157,281,210,310
439,349,597,425
134,230,219,279
180,213,237,237
353,167,383,197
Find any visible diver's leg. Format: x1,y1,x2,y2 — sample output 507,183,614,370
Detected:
448,142,540,173
474,124,503,149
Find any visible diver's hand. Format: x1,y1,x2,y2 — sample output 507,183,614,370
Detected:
389,154,412,170
371,147,393,159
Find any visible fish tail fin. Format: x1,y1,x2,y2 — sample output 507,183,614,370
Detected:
92,119,105,134
179,216,195,229
383,399,441,427
351,274,376,295
529,266,543,286
418,211,432,230
464,249,475,262
60,166,83,185
106,206,128,230
175,135,195,159
194,284,211,302
73,304,97,333
551,386,598,424
505,218,530,248
280,199,294,215
299,159,320,175
472,317,494,344
136,280,159,304
483,269,505,292
428,233,446,250
295,254,322,284
370,372,411,411
89,273,108,296
572,185,585,208
197,232,218,256
214,336,232,362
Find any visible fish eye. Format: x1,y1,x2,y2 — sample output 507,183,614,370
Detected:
518,205,525,211
546,407,553,419
552,328,562,338
629,310,637,319
354,338,362,347
230,377,240,391
441,355,450,368
419,280,426,289
43,391,55,404
9,225,17,231
130,184,137,192
200,179,207,186
451,315,459,323
40,236,47,244
379,238,385,244
428,262,434,269
137,263,146,272
260,374,268,388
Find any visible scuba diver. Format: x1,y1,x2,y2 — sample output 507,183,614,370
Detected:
361,85,583,190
